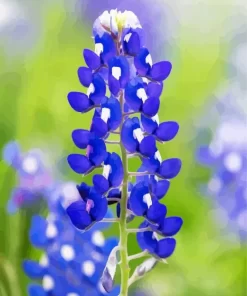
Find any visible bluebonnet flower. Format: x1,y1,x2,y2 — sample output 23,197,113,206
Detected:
66,10,183,293
2,141,53,213
24,182,120,296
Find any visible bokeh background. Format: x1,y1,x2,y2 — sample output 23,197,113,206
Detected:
0,0,246,295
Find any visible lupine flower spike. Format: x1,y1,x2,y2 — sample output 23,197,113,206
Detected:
67,10,183,295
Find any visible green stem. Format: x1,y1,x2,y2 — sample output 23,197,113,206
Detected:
119,91,130,296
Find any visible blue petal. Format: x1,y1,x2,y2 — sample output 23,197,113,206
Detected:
136,165,150,183
123,30,141,55
104,97,121,131
129,182,149,216
23,260,45,278
160,217,183,236
28,284,46,296
66,200,92,230
156,238,176,258
93,174,109,194
77,182,91,199
83,49,101,70
147,82,163,97
153,179,170,199
107,152,124,187
146,201,167,224
78,67,92,87
150,61,172,81
67,154,92,174
142,97,160,117
121,118,138,153
29,216,47,248
134,48,152,76
137,223,158,253
108,56,130,88
72,129,92,149
88,138,107,166
125,77,143,111
91,117,108,138
155,121,179,141
2,141,20,166
95,33,116,63
141,114,158,134
89,192,108,221
89,73,106,104
159,158,182,179
108,75,120,96
139,136,156,157
68,92,91,112
142,156,161,174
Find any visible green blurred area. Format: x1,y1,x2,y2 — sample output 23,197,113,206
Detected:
0,2,246,296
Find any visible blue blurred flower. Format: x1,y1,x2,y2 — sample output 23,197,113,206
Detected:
66,10,183,265
2,141,53,213
24,182,120,296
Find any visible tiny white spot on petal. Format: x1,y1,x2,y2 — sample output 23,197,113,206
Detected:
42,275,54,291
95,43,103,56
40,254,49,267
124,32,132,42
101,108,111,123
133,128,144,143
224,152,242,173
154,151,162,163
143,193,152,208
145,54,152,66
136,88,148,103
87,83,95,96
82,260,95,277
151,114,159,124
103,164,111,180
142,77,149,84
60,245,75,261
91,230,105,247
112,66,121,80
67,293,79,296
22,156,39,174
45,223,58,239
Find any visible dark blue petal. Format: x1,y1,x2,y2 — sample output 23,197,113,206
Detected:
105,97,121,131
121,118,138,153
67,154,92,174
139,136,156,157
108,75,120,96
129,182,149,216
123,31,141,55
68,92,91,112
153,179,170,199
23,260,45,278
160,217,183,236
107,152,124,187
147,82,163,97
28,284,46,296
72,129,91,149
141,114,158,134
95,33,116,63
89,73,106,104
88,139,107,166
150,61,172,81
142,97,160,117
134,48,152,76
156,238,176,258
93,174,109,194
142,156,161,174
108,56,130,88
155,121,179,141
78,67,93,87
91,117,108,138
89,192,108,221
125,78,143,111
137,223,158,253
159,158,182,179
66,200,92,230
146,201,167,224
136,165,150,183
83,49,101,70
77,182,91,199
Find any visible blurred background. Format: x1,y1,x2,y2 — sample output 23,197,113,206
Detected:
0,0,246,295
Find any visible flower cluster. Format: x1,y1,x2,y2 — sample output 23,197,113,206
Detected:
66,9,183,293
2,141,53,213
23,182,121,296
